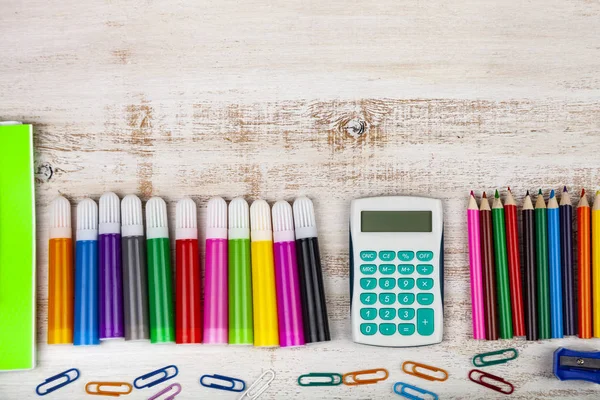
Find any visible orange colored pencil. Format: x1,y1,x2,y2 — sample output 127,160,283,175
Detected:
578,189,591,338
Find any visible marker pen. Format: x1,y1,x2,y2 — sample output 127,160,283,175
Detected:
74,198,99,345
48,196,74,344
176,197,202,344
293,196,331,343
121,194,149,341
228,197,253,345
204,197,228,344
250,200,279,347
146,197,175,343
272,200,305,347
99,192,124,339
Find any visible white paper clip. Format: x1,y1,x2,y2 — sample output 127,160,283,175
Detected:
239,370,275,400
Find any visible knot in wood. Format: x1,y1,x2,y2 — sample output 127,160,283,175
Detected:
343,118,367,138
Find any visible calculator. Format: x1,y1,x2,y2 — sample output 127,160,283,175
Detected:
349,196,444,347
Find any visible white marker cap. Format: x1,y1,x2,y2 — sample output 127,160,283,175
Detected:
76,198,98,241
146,197,169,239
272,200,295,243
99,192,121,235
293,196,318,239
50,196,72,239
176,197,198,240
228,197,250,240
250,199,272,242
206,197,227,240
121,195,144,238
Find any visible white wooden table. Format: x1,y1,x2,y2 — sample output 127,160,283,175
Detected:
1,1,600,398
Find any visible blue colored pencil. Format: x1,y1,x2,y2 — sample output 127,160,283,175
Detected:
547,190,563,338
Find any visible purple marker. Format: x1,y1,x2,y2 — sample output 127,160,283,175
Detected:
99,192,124,339
272,200,305,347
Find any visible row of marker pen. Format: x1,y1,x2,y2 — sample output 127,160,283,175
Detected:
48,193,330,347
467,187,600,341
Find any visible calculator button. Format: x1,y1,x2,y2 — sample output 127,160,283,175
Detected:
379,278,395,290
417,293,434,305
417,308,434,336
379,264,395,275
360,323,377,336
379,323,396,336
397,278,415,290
398,264,415,275
417,264,434,275
360,308,377,321
360,251,377,261
416,251,434,262
378,251,396,261
398,308,415,320
398,324,415,335
398,251,415,261
417,278,434,290
360,278,377,290
360,293,377,305
379,308,396,320
379,292,396,305
398,293,415,305
360,264,377,275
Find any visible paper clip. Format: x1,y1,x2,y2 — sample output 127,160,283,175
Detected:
200,374,246,392
472,348,519,367
36,368,80,396
85,382,133,397
402,361,448,382
468,369,514,395
239,369,275,399
148,383,181,400
342,368,389,386
393,382,439,400
134,365,179,389
297,373,343,386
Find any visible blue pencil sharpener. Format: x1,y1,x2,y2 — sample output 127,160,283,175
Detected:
553,347,600,384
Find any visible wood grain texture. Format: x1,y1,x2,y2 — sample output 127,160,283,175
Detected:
1,0,600,398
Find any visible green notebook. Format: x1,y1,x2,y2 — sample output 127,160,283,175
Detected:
0,122,36,371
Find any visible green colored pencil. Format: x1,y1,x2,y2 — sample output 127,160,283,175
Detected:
535,189,551,339
492,190,513,339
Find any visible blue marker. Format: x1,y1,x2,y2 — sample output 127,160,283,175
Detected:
547,190,563,338
74,198,99,345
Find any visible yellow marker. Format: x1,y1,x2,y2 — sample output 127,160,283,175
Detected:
250,200,279,346
593,191,600,337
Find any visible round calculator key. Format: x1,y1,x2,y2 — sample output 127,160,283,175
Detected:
378,251,396,261
397,251,415,261
398,293,415,305
360,308,377,321
416,251,434,262
379,264,395,275
360,264,377,275
398,264,415,275
379,278,395,290
379,308,396,320
398,308,415,320
417,278,434,290
379,292,396,305
360,278,377,290
360,293,377,305
398,323,415,336
379,323,396,336
360,323,377,336
360,251,377,261
397,278,415,290
417,293,434,305
417,264,434,275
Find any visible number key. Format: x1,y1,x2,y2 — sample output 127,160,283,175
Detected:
398,308,415,320
397,278,415,290
398,293,415,305
379,292,396,305
360,323,377,336
379,308,395,320
360,308,377,321
360,278,376,290
379,278,395,290
360,293,377,305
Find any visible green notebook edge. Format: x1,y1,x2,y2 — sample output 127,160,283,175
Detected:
0,122,36,371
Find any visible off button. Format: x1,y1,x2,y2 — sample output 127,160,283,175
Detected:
416,251,434,261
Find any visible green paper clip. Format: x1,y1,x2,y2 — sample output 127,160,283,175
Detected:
298,373,343,386
472,348,518,367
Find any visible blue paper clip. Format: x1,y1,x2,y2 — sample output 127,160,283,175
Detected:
554,347,600,384
393,382,439,400
36,368,80,396
134,365,179,389
200,374,246,392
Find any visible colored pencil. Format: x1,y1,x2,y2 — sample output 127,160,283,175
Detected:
578,189,592,338
535,190,551,339
492,190,513,339
548,190,563,338
480,193,498,340
559,187,575,336
467,192,485,340
593,191,600,338
504,188,525,336
522,192,538,340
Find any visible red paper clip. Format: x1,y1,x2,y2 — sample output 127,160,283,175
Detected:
468,369,514,395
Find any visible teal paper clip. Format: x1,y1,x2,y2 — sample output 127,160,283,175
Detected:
472,348,518,367
393,382,439,400
36,368,80,396
297,373,343,386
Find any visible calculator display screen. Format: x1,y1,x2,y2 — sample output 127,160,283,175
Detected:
361,211,432,232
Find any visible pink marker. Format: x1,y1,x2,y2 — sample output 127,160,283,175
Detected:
468,191,486,340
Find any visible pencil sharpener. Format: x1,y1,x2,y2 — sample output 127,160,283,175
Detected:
553,347,600,384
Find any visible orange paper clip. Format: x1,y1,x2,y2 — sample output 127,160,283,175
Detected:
402,361,448,382
342,369,389,386
85,382,133,397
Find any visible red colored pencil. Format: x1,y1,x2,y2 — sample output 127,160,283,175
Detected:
578,189,592,338
505,188,525,336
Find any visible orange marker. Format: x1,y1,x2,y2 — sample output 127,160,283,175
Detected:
578,189,591,338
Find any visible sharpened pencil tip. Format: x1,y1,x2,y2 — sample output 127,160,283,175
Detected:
550,189,555,198
597,190,600,196
563,186,568,193
538,189,542,195
482,192,487,198
582,188,586,197
526,190,530,196
470,190,474,197
508,186,511,192
495,189,499,198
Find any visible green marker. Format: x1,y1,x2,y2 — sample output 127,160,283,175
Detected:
535,189,551,339
228,197,253,344
146,197,175,343
492,190,513,339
